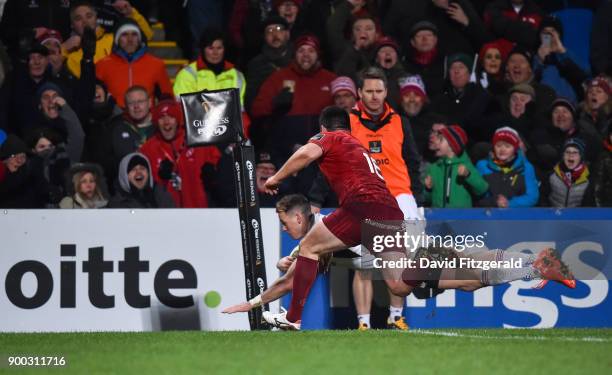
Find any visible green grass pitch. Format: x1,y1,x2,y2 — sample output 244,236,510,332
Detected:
1,329,611,374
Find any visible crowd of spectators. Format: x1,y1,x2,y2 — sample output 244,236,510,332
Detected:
0,0,611,209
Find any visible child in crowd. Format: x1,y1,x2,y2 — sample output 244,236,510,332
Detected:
546,138,594,207
424,125,488,207
476,127,539,207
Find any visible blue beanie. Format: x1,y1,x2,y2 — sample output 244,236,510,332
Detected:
36,82,64,102
563,138,586,159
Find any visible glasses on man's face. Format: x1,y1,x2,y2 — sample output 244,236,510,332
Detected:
127,99,148,107
265,25,285,34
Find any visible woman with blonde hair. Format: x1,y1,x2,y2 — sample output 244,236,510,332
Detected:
59,163,108,209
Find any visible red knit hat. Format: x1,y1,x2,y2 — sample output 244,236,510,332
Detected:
492,126,520,150
375,36,400,54
587,76,611,96
295,34,320,54
152,99,184,126
439,125,468,155
478,39,514,65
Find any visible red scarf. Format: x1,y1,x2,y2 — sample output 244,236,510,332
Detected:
413,48,438,66
556,162,587,187
604,139,612,152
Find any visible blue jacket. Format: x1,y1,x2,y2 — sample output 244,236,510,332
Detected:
533,50,588,103
476,151,539,207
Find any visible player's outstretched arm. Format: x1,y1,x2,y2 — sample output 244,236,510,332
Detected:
264,143,323,194
222,260,298,314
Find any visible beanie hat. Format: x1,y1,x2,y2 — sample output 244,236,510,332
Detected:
563,138,586,159
399,75,427,99
37,29,63,47
551,97,576,118
330,76,357,98
447,53,473,72
0,134,28,160
28,43,49,56
152,99,184,126
127,154,149,173
509,83,536,99
492,126,520,150
36,82,64,102
478,39,514,65
294,34,320,54
375,36,400,55
539,15,564,39
262,15,289,31
587,76,611,96
439,125,468,155
114,22,142,46
410,20,438,38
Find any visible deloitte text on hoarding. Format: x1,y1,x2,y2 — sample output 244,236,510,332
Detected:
0,210,280,332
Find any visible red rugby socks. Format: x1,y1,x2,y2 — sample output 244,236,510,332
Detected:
286,255,319,323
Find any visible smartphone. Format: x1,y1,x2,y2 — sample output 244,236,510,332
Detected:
541,33,552,48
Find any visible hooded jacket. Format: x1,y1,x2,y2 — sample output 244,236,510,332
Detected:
59,163,109,208
107,152,175,208
476,150,539,207
95,19,172,108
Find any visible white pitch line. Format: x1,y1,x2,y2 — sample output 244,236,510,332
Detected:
407,329,612,343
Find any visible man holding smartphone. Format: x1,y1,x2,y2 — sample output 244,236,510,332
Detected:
533,15,588,103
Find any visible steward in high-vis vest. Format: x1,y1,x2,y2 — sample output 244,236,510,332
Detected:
173,27,246,107
350,100,422,209
308,67,422,218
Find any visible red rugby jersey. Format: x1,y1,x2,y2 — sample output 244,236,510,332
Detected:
308,130,397,207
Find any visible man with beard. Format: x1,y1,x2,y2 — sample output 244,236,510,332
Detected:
107,152,174,208
245,15,293,114
245,15,293,149
139,99,220,208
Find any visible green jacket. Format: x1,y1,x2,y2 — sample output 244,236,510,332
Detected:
424,152,488,208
